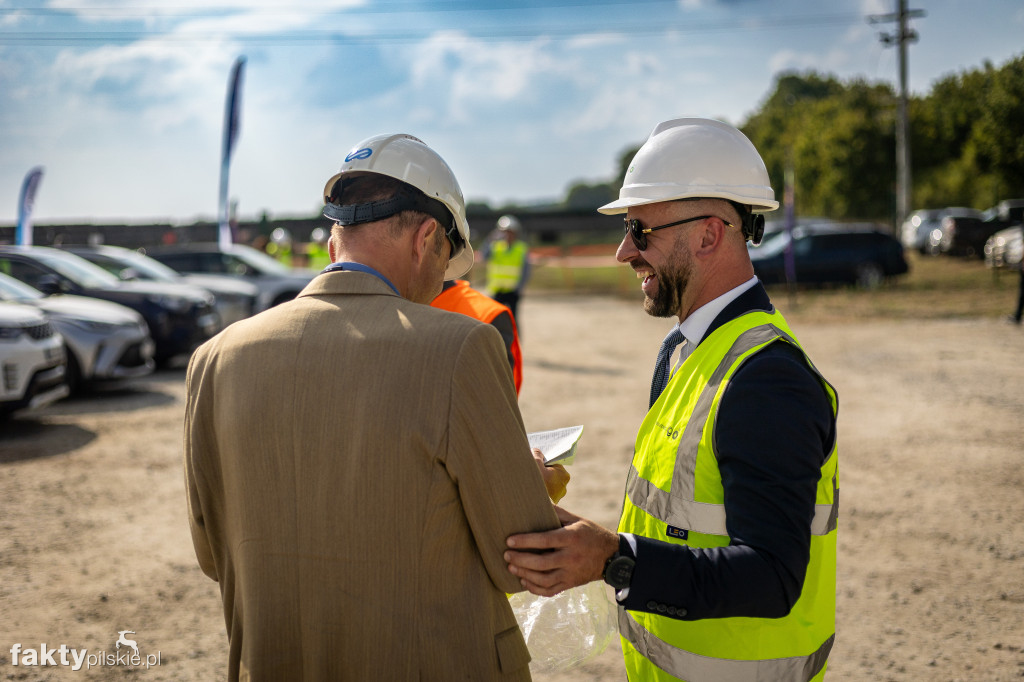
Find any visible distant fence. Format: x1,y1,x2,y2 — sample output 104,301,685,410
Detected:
0,209,623,250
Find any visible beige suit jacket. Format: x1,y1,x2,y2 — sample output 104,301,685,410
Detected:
185,270,560,681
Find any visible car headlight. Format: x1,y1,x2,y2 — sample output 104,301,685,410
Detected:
0,326,25,341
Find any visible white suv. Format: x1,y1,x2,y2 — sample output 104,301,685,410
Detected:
0,302,69,415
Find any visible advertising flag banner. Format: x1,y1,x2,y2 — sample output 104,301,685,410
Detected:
16,167,45,247
218,57,246,251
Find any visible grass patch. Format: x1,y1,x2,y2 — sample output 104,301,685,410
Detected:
520,250,1020,322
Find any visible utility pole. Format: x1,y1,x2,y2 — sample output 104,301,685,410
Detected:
869,0,925,232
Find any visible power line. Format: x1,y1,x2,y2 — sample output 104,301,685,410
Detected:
0,13,868,46
869,0,926,229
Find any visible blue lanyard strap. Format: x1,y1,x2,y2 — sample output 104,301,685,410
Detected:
322,261,400,296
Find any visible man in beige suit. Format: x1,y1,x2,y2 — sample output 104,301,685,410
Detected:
185,133,566,681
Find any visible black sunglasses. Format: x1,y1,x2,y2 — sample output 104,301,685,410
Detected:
624,215,733,251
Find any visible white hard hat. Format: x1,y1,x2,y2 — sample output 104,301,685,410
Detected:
271,227,292,245
598,118,779,215
322,133,473,280
496,214,521,232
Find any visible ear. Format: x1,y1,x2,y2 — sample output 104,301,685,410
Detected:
327,233,338,263
694,216,727,257
410,216,440,265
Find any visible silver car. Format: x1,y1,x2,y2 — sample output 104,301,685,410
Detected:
0,301,68,414
0,273,155,393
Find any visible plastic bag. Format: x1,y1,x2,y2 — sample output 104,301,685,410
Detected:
509,581,618,674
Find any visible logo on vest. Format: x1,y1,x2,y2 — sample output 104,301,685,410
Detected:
666,525,689,540
654,420,680,440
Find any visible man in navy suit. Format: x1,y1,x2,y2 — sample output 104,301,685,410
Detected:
505,118,839,682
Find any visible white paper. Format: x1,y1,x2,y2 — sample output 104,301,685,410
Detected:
528,425,584,465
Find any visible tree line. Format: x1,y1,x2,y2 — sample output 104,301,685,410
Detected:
561,52,1024,228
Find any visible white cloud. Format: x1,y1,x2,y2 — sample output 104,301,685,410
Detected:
859,0,891,16
47,0,366,21
407,31,573,122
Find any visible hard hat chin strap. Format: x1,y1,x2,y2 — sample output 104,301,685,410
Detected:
323,183,465,255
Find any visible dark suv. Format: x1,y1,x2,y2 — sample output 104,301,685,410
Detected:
0,246,219,366
750,223,909,288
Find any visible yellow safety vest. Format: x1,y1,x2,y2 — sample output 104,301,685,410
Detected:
486,241,527,293
307,243,331,271
618,309,838,682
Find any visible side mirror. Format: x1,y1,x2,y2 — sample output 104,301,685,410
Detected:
119,267,140,281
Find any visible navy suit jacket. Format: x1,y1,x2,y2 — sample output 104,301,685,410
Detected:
620,283,836,620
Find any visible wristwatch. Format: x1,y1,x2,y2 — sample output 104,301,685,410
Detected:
602,534,636,590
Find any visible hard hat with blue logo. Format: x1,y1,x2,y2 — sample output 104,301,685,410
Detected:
322,133,473,280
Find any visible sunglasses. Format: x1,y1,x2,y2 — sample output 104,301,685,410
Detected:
624,214,733,251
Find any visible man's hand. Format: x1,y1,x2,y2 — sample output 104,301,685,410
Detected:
505,506,619,597
532,448,570,504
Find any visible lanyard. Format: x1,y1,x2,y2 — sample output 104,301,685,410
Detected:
322,261,400,296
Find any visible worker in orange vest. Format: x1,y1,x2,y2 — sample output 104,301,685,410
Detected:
432,279,523,394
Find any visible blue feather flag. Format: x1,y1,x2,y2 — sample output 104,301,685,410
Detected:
219,57,246,251
16,167,45,247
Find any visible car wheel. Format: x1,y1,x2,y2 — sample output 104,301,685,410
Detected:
855,262,884,289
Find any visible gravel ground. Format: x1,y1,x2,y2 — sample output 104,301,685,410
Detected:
2,293,1023,681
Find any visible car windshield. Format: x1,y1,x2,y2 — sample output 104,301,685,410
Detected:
36,250,121,288
0,273,45,302
230,245,293,274
118,252,182,281
749,230,791,258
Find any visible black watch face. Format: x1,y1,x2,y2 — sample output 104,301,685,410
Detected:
606,555,635,589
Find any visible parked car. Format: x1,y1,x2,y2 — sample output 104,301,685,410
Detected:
0,302,68,415
749,223,909,288
60,244,258,327
984,225,1024,270
928,202,1023,258
983,199,1024,228
145,243,319,312
0,246,219,366
902,208,983,254
0,272,154,393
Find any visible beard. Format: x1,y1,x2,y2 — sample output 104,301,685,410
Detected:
642,245,694,318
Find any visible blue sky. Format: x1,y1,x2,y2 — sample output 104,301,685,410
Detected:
2,0,1022,225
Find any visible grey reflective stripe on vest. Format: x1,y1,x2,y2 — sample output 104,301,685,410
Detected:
619,608,834,682
625,323,838,537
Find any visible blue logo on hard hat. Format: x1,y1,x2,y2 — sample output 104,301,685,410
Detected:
345,148,373,162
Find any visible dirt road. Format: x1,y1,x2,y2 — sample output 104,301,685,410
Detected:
2,293,1023,680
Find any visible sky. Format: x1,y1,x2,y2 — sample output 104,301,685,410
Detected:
2,0,1023,226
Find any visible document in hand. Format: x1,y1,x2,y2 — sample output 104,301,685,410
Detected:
527,425,584,466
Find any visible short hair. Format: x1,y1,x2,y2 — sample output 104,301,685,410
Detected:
328,174,432,242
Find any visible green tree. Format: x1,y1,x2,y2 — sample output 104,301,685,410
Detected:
563,181,617,210
974,55,1024,198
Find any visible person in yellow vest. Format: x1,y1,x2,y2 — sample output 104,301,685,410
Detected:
266,227,293,267
505,118,838,682
483,215,530,320
432,279,524,394
306,227,332,271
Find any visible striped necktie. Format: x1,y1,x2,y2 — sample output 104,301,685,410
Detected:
649,327,686,409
